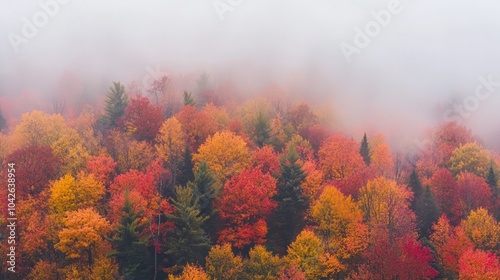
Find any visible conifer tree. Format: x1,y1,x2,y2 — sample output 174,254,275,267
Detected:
268,145,308,254
177,144,195,187
360,133,371,165
252,111,271,148
108,193,152,278
417,186,440,236
0,107,7,132
165,186,211,266
409,169,423,212
183,91,196,107
486,165,498,198
104,81,128,128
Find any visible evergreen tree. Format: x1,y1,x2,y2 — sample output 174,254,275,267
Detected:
486,165,498,197
408,169,423,212
188,161,217,219
108,193,152,279
183,91,196,107
165,186,211,267
177,144,195,187
417,186,440,237
251,111,271,148
360,133,371,165
268,145,308,255
104,81,128,128
0,107,7,132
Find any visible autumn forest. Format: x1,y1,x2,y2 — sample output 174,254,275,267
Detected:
0,76,499,280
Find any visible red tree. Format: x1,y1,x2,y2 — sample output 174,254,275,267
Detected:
118,96,164,142
454,172,493,220
175,105,218,151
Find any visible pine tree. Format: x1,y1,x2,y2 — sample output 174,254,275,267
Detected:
252,111,271,148
108,193,152,278
165,186,211,266
104,81,128,128
268,145,308,255
187,161,218,240
486,165,498,197
177,144,195,187
360,133,371,165
409,169,423,212
0,107,7,132
417,186,440,237
183,91,196,107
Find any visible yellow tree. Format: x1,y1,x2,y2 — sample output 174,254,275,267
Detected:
10,110,67,149
51,128,90,175
49,173,105,217
449,142,492,178
244,245,283,280
155,117,185,186
370,143,395,179
169,264,210,280
460,208,500,252
358,177,416,241
286,230,325,280
193,131,250,185
55,208,110,267
311,186,368,276
205,244,244,280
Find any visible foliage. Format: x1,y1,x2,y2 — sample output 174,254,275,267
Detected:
119,96,164,142
103,81,128,128
205,244,244,280
449,142,492,178
286,230,325,280
359,133,370,166
243,245,283,280
458,249,500,280
319,134,366,181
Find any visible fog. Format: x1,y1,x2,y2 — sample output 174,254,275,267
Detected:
1,0,500,151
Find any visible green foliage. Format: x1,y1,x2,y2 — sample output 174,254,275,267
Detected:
409,169,423,212
166,186,211,266
417,186,440,237
177,144,195,187
108,193,152,278
183,91,196,107
360,132,370,165
487,165,498,197
252,111,272,148
104,81,128,128
268,145,308,254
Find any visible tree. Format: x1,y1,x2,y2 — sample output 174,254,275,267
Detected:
243,245,283,280
5,145,61,198
319,134,366,181
119,96,164,142
85,155,117,187
205,244,244,280
268,146,308,254
487,165,498,198
358,177,416,241
49,173,105,217
11,110,67,149
108,194,152,278
449,142,491,178
458,249,500,280
177,144,195,187
55,208,110,267
51,128,90,175
429,168,458,221
417,186,440,237
103,81,128,128
408,169,423,212
460,208,500,252
216,168,277,250
183,91,196,107
188,161,217,221
0,107,7,132
454,172,493,219
169,264,209,280
193,131,250,185
251,145,281,177
165,186,211,267
286,230,325,280
251,111,272,148
311,186,368,276
155,117,185,187
175,105,218,151
360,133,370,166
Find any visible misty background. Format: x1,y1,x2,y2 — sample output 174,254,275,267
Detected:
1,0,500,151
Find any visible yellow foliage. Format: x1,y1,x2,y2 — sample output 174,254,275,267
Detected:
55,208,110,261
169,264,210,280
203,103,230,130
155,117,185,163
311,187,368,275
11,110,67,149
286,230,325,280
245,245,283,280
52,128,90,175
205,244,244,280
90,257,119,280
193,131,250,185
460,208,500,252
449,142,492,178
49,173,105,216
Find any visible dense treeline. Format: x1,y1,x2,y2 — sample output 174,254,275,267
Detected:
0,79,499,279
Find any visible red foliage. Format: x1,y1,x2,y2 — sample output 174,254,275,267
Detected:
85,155,117,186
318,134,366,181
429,168,459,221
299,124,330,153
216,168,277,249
458,249,500,279
5,146,61,198
251,145,281,177
118,96,164,142
175,105,218,151
454,172,493,220
335,167,376,199
432,122,474,166
109,169,157,201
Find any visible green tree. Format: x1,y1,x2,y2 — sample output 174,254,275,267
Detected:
0,107,7,132
251,111,272,148
360,133,371,165
177,144,195,187
165,186,211,266
417,186,440,237
487,165,498,198
268,145,308,255
409,169,423,212
104,81,128,128
108,193,152,279
183,91,196,107
243,245,283,280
